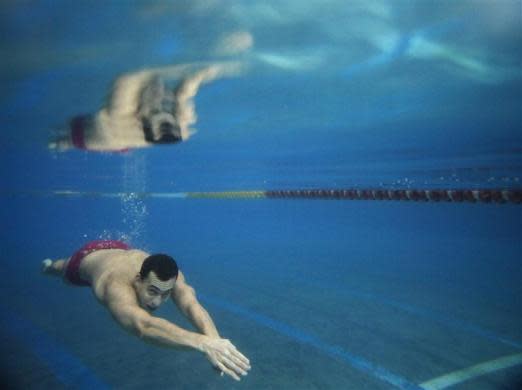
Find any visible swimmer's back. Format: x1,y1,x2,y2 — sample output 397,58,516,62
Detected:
81,249,149,295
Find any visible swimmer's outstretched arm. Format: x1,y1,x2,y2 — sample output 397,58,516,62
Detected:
152,61,242,81
171,272,220,337
171,272,251,380
104,282,250,381
105,63,233,117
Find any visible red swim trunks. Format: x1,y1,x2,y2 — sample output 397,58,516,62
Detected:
70,115,129,153
65,240,130,286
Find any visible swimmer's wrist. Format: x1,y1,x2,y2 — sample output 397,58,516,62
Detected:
195,334,209,353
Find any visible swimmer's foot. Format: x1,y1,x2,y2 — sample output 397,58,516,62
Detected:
42,259,53,274
48,137,72,151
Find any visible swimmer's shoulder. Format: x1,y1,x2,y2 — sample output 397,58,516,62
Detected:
94,271,136,305
87,249,147,292
91,249,147,302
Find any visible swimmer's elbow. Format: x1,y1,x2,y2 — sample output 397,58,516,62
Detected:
111,306,150,338
132,316,153,338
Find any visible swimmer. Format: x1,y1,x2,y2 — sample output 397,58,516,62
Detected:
42,240,251,381
49,62,241,152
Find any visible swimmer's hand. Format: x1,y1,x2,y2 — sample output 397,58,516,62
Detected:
200,337,251,381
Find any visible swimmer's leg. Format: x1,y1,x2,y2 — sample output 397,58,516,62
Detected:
42,258,67,277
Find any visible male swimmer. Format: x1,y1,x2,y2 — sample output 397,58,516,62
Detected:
42,240,251,381
49,62,241,152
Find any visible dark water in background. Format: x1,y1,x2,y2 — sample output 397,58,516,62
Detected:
1,1,521,389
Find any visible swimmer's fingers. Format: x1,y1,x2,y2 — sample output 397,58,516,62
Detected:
215,360,241,381
223,340,250,368
230,348,250,369
228,351,251,373
212,365,225,378
219,353,249,378
202,337,251,380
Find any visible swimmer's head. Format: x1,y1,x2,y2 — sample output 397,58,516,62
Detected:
142,116,183,144
134,254,178,311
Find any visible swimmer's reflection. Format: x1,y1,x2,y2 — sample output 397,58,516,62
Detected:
50,63,240,152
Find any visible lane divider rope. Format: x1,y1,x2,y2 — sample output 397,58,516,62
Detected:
264,188,521,203
2,188,521,204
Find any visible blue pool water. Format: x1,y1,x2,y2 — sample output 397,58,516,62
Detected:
1,1,521,389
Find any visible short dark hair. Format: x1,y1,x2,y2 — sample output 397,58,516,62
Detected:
140,254,178,281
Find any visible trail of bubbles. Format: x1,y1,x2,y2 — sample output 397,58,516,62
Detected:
96,229,132,244
120,154,149,246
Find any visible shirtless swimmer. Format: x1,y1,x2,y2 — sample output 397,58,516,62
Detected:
41,240,251,381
